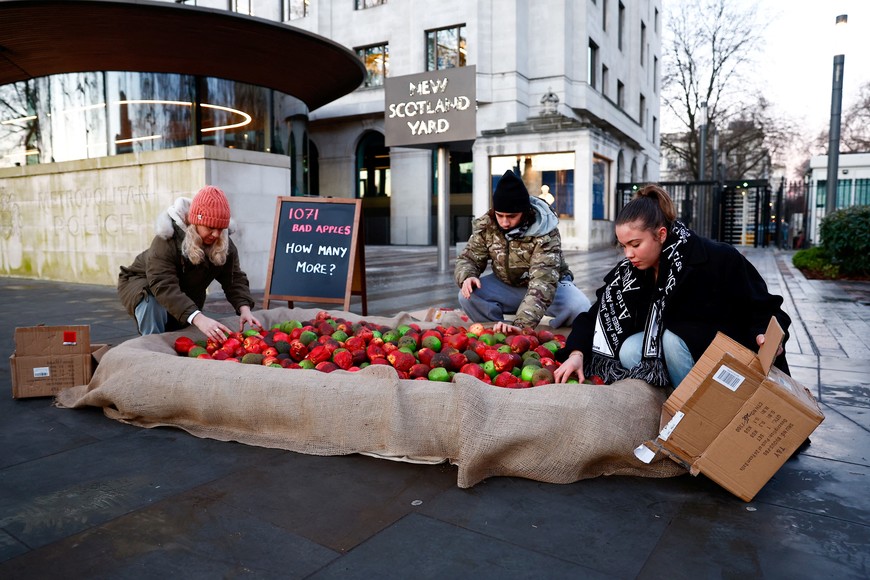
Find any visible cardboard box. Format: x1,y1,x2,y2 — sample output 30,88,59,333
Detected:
411,307,470,324
9,325,109,398
634,317,824,502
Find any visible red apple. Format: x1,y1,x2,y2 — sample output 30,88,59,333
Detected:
387,350,416,372
174,336,196,355
493,371,519,387
458,363,487,380
534,345,553,359
351,349,368,366
408,363,432,379
288,340,308,361
493,352,517,373
332,349,354,370
482,348,501,362
509,335,531,354
314,360,338,373
366,343,386,361
444,333,469,352
243,336,264,353
447,351,468,371
307,345,331,364
344,335,367,351
469,322,486,336
416,347,436,366
537,329,555,342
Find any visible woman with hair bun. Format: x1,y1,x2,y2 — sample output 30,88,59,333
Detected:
554,184,791,388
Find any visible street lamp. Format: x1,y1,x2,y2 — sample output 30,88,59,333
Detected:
711,129,719,183
825,14,847,215
698,101,708,181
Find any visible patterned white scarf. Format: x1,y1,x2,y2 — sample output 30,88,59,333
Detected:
586,221,692,388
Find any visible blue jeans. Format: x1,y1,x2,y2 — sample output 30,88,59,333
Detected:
618,330,695,387
458,274,592,328
134,291,168,335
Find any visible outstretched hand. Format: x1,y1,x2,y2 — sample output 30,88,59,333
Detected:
192,313,232,343
460,277,482,299
493,321,520,335
239,305,263,333
554,351,585,383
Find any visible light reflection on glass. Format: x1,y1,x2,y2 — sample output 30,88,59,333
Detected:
0,71,299,167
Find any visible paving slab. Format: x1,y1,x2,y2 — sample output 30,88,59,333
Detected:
1,245,869,578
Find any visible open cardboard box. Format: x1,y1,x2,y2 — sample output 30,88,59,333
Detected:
634,317,825,502
10,325,110,399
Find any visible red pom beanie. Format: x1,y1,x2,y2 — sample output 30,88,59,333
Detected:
188,185,231,229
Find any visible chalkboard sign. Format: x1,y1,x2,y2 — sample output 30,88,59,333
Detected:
263,197,367,313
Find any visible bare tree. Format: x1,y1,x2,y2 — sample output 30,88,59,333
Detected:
840,80,870,152
792,81,870,178
661,0,789,181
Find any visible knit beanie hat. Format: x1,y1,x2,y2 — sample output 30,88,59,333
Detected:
188,185,231,229
492,170,531,213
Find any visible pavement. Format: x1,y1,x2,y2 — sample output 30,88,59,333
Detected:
1,245,869,579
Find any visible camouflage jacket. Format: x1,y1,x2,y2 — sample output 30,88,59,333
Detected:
454,196,573,327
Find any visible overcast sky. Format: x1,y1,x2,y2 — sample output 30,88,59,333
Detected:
758,0,870,133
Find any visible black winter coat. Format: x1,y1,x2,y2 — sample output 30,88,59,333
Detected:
557,234,791,374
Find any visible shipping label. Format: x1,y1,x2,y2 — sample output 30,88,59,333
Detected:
713,364,745,391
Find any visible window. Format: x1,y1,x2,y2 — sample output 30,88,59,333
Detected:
653,56,658,93
356,43,389,87
617,80,625,108
856,178,870,206
592,156,611,220
602,65,609,96
618,2,625,51
652,116,658,144
816,182,826,208
233,0,253,15
838,179,853,209
640,22,646,66
427,25,467,71
602,0,608,31
287,0,309,20
490,153,575,218
588,40,599,88
655,7,660,33
357,131,390,198
639,93,646,126
0,71,302,168
355,0,385,9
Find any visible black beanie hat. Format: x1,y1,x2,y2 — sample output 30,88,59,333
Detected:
492,170,531,213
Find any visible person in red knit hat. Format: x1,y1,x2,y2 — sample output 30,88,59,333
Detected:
118,185,262,340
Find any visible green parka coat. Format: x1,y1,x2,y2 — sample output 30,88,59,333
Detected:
118,198,255,330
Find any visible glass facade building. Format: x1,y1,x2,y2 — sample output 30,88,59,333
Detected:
1,72,306,173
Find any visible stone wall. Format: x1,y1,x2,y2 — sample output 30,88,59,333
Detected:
0,146,305,290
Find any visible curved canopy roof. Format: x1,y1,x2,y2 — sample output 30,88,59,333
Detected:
0,0,365,111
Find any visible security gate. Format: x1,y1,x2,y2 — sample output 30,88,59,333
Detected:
616,180,775,246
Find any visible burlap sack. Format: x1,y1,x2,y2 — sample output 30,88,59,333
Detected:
56,307,685,487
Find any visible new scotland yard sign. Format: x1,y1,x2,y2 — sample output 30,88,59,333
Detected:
384,66,476,147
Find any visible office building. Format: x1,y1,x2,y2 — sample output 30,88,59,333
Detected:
0,0,661,287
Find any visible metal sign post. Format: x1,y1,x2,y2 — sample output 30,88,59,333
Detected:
436,146,450,271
